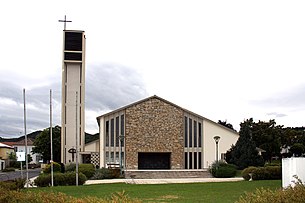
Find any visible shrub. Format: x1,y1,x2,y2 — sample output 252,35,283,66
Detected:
34,174,51,187
34,172,87,187
215,164,237,178
209,160,237,178
0,178,25,191
64,172,87,186
65,162,76,172
241,166,257,180
2,167,16,172
64,163,95,179
79,164,95,179
54,172,66,186
237,178,305,203
241,166,282,181
92,167,120,179
0,189,141,203
265,166,281,180
265,160,281,167
8,160,20,168
43,162,62,173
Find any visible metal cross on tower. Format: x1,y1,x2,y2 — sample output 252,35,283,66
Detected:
58,15,72,30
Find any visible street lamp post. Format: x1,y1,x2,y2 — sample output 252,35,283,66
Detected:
213,136,221,162
119,135,125,177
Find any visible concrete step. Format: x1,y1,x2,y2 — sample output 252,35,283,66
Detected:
124,170,213,179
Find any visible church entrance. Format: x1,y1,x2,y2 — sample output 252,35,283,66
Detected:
138,152,171,169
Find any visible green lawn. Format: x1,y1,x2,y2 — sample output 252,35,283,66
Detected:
31,180,281,202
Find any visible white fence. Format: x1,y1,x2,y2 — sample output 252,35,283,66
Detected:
282,157,305,188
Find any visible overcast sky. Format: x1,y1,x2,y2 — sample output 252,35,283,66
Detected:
1,1,305,137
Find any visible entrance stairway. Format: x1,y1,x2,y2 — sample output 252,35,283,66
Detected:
124,170,213,179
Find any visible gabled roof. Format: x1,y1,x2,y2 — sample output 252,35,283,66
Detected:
96,95,238,135
2,138,34,146
0,142,14,149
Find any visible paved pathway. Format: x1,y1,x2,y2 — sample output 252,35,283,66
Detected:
85,177,244,185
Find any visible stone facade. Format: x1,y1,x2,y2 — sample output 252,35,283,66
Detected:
125,97,184,169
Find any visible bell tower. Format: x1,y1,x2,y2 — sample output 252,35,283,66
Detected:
61,30,86,164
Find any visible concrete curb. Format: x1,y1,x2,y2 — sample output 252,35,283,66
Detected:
84,177,244,185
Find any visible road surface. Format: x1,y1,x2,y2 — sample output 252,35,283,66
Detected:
0,168,41,181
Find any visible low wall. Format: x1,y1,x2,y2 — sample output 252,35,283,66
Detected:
282,157,305,188
124,170,212,179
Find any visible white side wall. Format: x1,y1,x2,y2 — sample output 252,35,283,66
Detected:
99,117,105,168
203,120,239,168
85,140,100,152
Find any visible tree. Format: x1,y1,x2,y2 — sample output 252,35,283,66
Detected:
32,126,61,163
225,118,264,169
290,143,305,157
251,120,282,162
218,120,236,132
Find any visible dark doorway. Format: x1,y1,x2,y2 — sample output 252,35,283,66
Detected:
138,152,171,169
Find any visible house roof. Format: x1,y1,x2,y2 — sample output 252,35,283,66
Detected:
96,95,239,135
2,138,34,146
0,142,14,149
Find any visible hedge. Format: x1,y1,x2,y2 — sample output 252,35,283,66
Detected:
209,160,237,178
34,172,87,187
43,162,62,173
242,166,281,180
65,163,95,179
92,168,120,179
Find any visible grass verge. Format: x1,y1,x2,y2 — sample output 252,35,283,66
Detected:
29,180,281,202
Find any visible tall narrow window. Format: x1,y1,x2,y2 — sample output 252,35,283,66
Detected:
184,152,188,169
194,121,197,147
198,122,202,147
121,114,124,147
189,152,193,169
65,66,68,83
80,66,82,83
79,87,82,104
111,119,114,147
115,152,119,163
189,118,192,147
194,152,197,169
79,127,81,147
110,152,114,163
79,106,81,124
198,152,202,169
184,117,188,147
106,121,109,147
106,152,109,163
115,116,119,147
64,85,67,103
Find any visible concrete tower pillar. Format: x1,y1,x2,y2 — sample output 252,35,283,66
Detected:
61,30,86,164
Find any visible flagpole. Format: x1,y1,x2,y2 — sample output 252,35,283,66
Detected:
23,89,29,188
50,89,54,186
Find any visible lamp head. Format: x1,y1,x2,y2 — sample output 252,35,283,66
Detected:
213,135,220,143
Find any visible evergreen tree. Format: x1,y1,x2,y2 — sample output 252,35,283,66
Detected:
226,118,264,169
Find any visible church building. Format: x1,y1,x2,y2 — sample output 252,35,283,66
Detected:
96,95,238,176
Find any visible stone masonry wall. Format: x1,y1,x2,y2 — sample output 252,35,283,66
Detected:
125,97,184,169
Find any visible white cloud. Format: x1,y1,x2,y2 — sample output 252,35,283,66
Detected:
1,0,305,136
